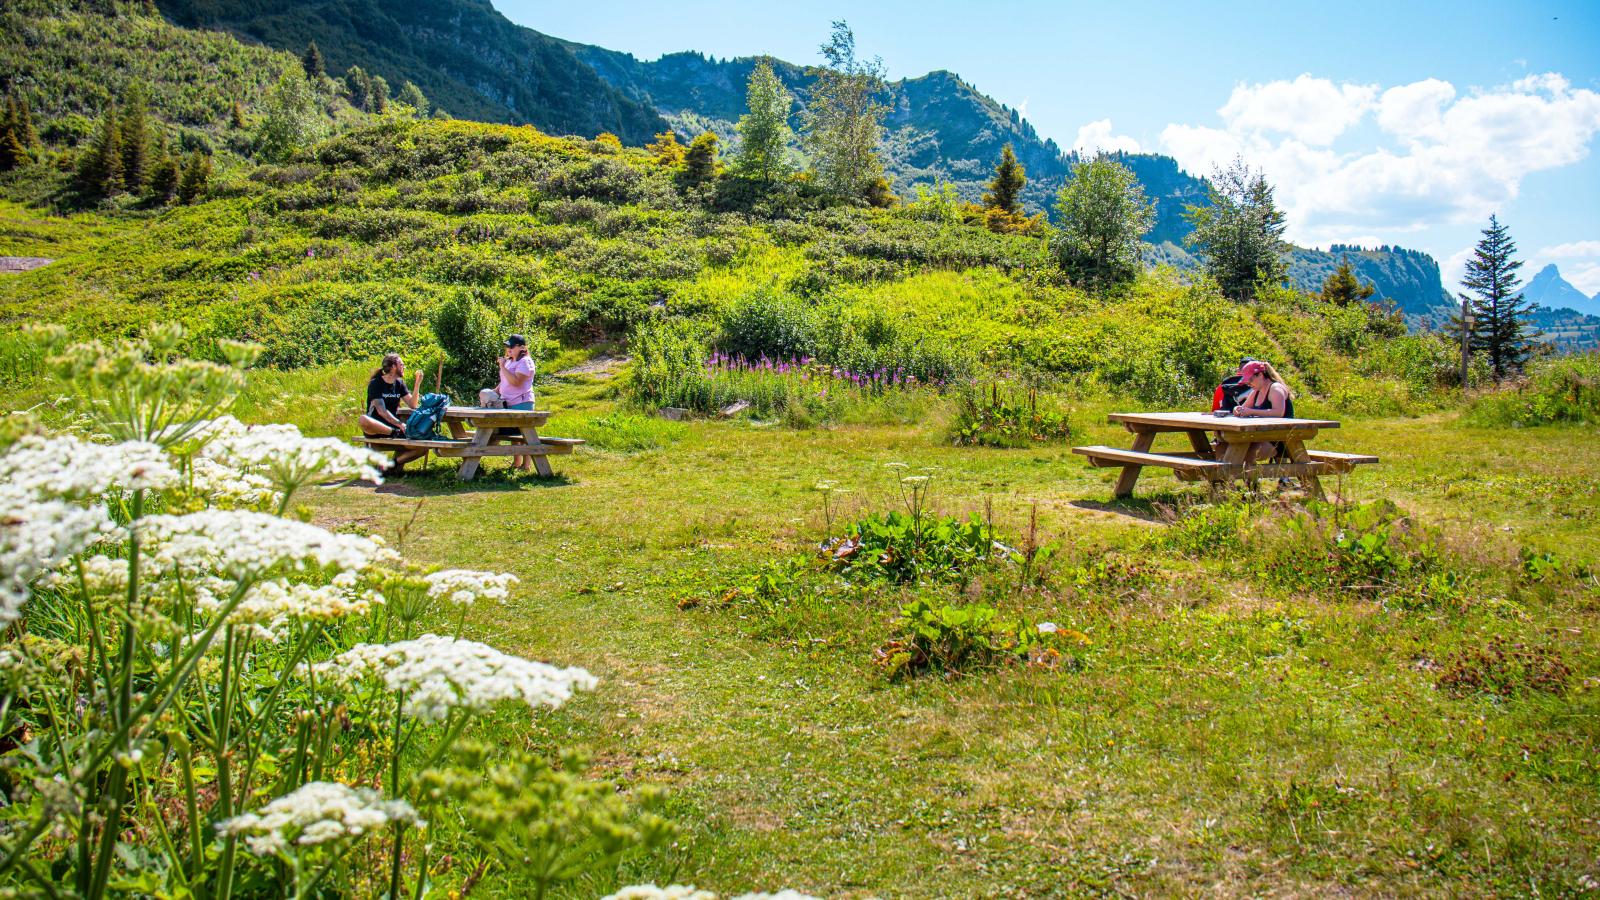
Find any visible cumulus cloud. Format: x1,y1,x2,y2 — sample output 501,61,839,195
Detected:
1565,262,1600,295
1073,119,1141,155
1539,240,1600,258
1158,73,1600,246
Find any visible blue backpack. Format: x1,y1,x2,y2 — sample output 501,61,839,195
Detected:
406,393,450,440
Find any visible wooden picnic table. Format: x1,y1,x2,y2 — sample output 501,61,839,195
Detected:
357,407,584,481
1072,410,1377,499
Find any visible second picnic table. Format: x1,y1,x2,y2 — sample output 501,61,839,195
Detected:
1072,410,1378,499
357,407,584,481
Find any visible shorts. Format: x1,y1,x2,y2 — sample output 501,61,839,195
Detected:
498,400,535,437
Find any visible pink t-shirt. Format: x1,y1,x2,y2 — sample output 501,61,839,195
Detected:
498,356,535,406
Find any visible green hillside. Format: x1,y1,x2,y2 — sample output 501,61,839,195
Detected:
153,0,668,143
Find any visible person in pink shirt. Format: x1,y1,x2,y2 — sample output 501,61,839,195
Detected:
497,334,536,472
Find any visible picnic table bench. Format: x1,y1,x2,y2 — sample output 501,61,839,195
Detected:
358,407,584,481
1072,411,1378,499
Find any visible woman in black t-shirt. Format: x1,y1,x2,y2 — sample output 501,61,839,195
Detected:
360,353,427,471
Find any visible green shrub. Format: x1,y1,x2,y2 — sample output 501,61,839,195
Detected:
1254,499,1449,600
825,509,998,585
873,598,1089,680
1465,352,1600,427
716,285,817,362
951,382,1072,447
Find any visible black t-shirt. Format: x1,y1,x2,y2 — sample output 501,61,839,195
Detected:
367,377,409,418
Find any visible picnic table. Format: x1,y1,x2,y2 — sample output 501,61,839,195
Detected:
357,407,584,481
1072,411,1377,499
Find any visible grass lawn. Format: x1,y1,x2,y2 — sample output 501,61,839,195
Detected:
282,371,1600,899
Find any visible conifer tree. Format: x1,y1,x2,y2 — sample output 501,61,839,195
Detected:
0,128,26,173
646,131,684,167
802,22,887,199
1318,256,1376,307
146,132,179,201
684,132,719,185
176,151,211,204
983,144,1025,215
119,86,150,191
733,60,795,183
1183,156,1289,301
230,99,245,129
76,105,123,196
1455,215,1542,379
7,96,37,148
302,42,324,80
368,75,389,114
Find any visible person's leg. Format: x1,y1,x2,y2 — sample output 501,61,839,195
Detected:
359,414,397,435
509,401,534,471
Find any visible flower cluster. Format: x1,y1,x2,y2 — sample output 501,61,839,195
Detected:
0,485,119,623
218,782,422,857
201,417,387,491
310,634,598,722
424,569,519,606
187,457,279,507
204,574,381,639
0,435,180,500
603,888,828,900
137,510,394,580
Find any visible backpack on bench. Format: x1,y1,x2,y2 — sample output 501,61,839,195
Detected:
405,393,450,440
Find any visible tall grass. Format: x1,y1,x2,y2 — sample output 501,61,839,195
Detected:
1464,351,1600,427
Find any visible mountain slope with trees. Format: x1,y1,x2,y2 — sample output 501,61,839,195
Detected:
152,0,668,143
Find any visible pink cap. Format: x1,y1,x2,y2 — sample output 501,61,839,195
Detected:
1238,361,1268,382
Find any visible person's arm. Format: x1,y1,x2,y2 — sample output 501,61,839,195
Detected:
501,357,532,388
1233,388,1258,416
403,372,422,408
1265,383,1288,417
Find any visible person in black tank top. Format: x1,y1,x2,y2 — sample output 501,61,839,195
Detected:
1231,361,1296,465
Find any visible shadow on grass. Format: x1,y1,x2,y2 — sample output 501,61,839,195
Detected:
1069,487,1210,524
343,468,578,495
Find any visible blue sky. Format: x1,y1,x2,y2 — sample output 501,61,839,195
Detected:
497,0,1600,296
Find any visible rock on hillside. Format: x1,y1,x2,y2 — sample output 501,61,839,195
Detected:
154,0,668,144
1523,264,1598,317
1287,246,1454,320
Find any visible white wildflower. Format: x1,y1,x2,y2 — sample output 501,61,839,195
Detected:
41,554,129,596
424,570,518,606
310,634,597,722
137,510,394,580
900,475,930,484
187,457,280,507
0,485,121,623
212,577,381,630
603,887,720,900
202,418,386,490
0,435,180,500
1036,622,1059,634
218,782,422,858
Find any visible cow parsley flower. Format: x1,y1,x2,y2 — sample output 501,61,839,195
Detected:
212,575,381,631
187,457,280,507
0,435,180,500
202,418,386,492
603,887,719,900
137,510,394,580
0,485,120,623
424,570,518,606
217,782,422,858
310,634,597,722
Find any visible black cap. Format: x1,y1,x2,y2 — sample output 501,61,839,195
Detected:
505,334,527,348
1239,356,1257,368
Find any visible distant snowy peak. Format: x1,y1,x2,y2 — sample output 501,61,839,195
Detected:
1524,264,1600,317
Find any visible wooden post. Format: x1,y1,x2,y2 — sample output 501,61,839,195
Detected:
1459,299,1471,391
435,359,443,395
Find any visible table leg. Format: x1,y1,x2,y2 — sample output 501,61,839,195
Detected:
455,426,494,481
1113,431,1155,498
1217,439,1250,494
520,426,554,478
1186,429,1216,460
1283,438,1325,500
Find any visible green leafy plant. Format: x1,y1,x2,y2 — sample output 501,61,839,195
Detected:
952,381,1072,447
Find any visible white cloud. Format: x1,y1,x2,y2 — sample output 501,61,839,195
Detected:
1565,262,1600,295
1539,240,1600,257
1219,74,1377,146
1441,247,1475,298
1158,72,1600,246
1015,97,1029,118
1073,119,1141,154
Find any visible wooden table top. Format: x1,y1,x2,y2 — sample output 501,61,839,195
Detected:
442,407,552,420
1107,411,1341,433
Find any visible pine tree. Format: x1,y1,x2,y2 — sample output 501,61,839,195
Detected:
1183,156,1289,301
733,60,795,183
345,67,369,110
146,132,179,201
76,105,123,196
0,128,26,173
176,151,211,204
7,96,38,149
301,42,324,80
368,75,389,114
119,86,149,191
646,131,684,167
983,144,1025,216
683,132,719,185
230,99,245,129
1456,215,1543,379
1318,256,1377,307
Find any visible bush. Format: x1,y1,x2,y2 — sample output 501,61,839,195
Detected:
1465,352,1600,427
717,285,817,362
432,291,543,398
951,382,1072,447
825,509,999,585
